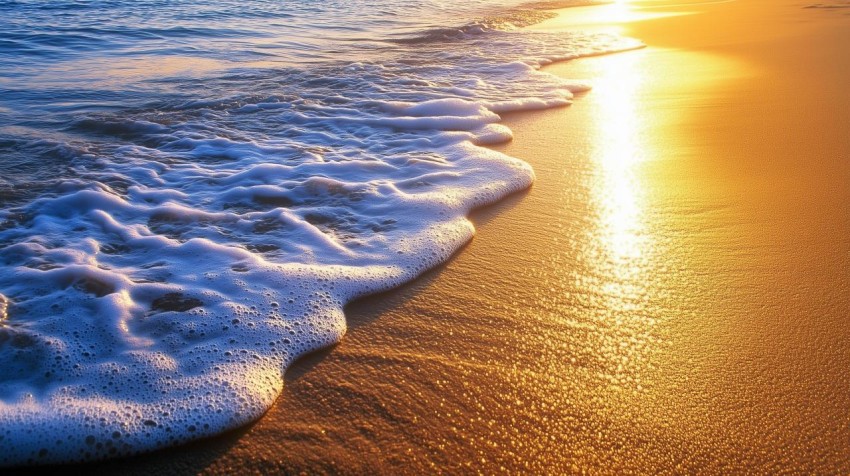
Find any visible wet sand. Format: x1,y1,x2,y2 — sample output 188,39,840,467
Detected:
73,0,850,473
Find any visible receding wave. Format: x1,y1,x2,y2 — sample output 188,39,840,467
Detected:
390,0,608,44
0,0,642,466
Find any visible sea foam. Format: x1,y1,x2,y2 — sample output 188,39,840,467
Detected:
0,0,641,465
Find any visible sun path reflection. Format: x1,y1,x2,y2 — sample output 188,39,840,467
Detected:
594,51,648,271
579,50,660,393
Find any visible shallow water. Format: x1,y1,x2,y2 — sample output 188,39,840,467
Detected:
0,0,643,465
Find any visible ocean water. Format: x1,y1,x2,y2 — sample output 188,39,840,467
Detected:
0,0,640,465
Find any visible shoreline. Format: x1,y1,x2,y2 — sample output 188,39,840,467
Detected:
55,0,850,473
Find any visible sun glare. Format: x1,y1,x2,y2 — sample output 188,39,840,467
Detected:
591,50,648,268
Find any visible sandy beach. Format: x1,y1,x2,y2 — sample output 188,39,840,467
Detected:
62,0,850,473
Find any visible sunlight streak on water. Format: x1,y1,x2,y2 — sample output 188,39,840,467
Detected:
594,51,647,268
582,50,657,391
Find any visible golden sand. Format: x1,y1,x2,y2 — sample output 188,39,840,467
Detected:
83,0,850,473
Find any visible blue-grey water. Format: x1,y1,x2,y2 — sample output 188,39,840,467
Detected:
0,0,639,465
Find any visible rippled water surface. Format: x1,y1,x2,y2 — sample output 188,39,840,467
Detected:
0,0,643,466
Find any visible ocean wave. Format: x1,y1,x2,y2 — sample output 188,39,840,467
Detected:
0,0,642,466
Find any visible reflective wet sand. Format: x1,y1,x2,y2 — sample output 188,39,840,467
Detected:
78,0,850,473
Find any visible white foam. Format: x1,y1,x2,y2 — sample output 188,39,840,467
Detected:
0,24,642,465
